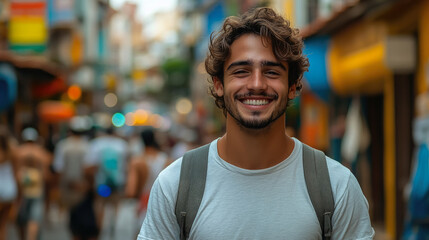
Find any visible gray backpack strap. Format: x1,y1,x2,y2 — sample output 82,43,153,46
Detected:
175,144,210,240
302,144,334,240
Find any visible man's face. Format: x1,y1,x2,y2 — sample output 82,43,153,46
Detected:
214,34,296,129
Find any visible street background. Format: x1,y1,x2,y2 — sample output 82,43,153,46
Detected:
0,0,428,239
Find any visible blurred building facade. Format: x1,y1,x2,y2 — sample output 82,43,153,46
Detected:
0,0,115,140
277,0,426,239
0,0,151,141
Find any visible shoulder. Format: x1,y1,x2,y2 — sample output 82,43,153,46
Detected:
326,158,366,205
324,155,367,208
293,138,357,203
55,138,67,148
130,157,147,168
152,157,182,199
325,156,354,199
88,138,103,150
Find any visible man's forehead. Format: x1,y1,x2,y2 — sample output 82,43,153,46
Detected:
225,34,288,68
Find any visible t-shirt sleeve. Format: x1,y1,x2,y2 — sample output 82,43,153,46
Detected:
137,166,181,240
332,172,375,239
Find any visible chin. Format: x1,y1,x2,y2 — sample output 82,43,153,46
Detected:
237,118,273,129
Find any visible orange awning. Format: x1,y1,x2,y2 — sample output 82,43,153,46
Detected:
38,101,75,123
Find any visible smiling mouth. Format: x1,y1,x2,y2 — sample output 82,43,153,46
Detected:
236,93,277,106
241,99,270,106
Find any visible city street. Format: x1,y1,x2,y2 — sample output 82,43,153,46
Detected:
7,204,137,240
1,0,428,239
7,212,72,240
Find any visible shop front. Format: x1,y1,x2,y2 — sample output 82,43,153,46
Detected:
327,5,419,238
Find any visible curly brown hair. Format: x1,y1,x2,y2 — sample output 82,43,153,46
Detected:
205,7,309,114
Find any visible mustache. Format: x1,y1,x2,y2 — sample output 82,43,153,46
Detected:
234,92,279,100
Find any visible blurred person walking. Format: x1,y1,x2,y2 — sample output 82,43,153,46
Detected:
125,128,171,224
52,116,98,240
15,127,51,240
0,128,19,240
139,7,374,240
85,126,129,238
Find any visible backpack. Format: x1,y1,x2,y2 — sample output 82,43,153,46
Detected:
175,143,334,240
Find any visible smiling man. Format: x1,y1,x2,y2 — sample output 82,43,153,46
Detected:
220,36,290,129
138,7,374,240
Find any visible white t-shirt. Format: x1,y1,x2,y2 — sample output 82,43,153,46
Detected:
138,138,375,240
53,136,90,177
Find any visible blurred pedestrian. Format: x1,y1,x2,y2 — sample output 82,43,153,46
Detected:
15,127,51,240
0,127,19,240
125,128,171,223
139,7,374,240
124,128,171,239
52,116,98,240
85,126,129,237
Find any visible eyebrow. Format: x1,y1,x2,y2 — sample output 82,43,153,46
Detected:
261,60,286,70
226,60,252,71
226,60,286,71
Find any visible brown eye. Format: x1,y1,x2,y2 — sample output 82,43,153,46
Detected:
233,70,249,77
265,71,280,77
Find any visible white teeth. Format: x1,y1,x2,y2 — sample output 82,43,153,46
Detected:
242,99,269,106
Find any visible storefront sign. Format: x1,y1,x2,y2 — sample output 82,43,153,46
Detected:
8,0,47,53
329,21,391,95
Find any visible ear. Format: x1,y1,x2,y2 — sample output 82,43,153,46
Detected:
213,77,224,97
288,84,297,99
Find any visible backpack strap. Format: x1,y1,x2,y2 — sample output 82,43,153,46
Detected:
302,144,335,240
175,144,210,240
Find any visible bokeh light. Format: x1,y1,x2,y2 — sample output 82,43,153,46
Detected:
149,114,162,128
134,109,149,125
67,85,82,101
97,184,111,198
125,112,136,126
112,112,126,127
176,98,193,115
104,93,118,108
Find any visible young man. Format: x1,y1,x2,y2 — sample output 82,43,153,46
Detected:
138,7,374,239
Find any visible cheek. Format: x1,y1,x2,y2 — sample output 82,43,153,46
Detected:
225,81,247,94
270,81,289,94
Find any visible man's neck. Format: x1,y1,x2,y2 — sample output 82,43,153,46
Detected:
217,115,295,170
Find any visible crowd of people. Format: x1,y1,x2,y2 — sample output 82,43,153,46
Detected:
0,118,199,240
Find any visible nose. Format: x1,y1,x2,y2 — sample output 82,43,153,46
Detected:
247,70,267,92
